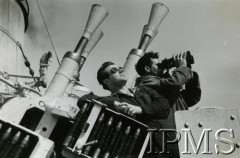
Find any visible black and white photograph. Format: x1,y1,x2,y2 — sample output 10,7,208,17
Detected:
0,0,240,157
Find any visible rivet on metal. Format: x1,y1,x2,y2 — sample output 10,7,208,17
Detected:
236,142,240,148
230,115,235,120
184,123,189,128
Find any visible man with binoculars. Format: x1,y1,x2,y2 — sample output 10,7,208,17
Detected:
135,51,201,157
135,51,201,110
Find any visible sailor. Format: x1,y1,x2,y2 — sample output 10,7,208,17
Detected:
135,51,201,157
95,61,171,157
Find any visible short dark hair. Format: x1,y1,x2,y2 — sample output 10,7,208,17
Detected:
97,61,114,90
135,51,159,76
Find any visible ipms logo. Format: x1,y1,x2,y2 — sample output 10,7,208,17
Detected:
147,128,238,155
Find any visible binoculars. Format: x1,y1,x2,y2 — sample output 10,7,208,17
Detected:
158,51,194,69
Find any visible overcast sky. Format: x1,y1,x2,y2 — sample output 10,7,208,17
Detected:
23,0,240,109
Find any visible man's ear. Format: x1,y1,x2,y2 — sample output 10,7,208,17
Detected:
144,65,150,73
103,78,110,86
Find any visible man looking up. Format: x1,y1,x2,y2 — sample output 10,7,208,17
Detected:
96,61,171,157
96,61,170,119
135,51,201,157
135,51,201,111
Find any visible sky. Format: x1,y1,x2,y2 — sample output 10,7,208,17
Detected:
22,0,240,109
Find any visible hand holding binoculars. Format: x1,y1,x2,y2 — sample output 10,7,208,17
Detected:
158,51,194,69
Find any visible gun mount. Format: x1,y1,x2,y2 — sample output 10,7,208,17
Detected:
0,1,150,157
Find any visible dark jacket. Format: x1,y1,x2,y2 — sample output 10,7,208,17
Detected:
135,66,201,158
109,86,178,158
78,86,170,124
135,66,201,129
135,66,201,110
111,86,170,120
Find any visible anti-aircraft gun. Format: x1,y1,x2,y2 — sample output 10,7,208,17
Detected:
0,1,111,157
58,3,170,158
0,0,169,157
0,1,155,157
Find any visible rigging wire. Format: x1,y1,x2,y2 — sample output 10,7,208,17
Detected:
25,0,30,16
35,0,61,65
0,26,40,92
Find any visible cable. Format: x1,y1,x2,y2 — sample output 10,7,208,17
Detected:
25,0,30,16
35,0,61,65
0,26,40,92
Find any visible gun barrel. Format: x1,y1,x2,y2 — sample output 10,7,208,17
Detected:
82,4,108,39
81,29,104,59
123,3,169,88
146,3,169,37
138,35,151,51
45,4,108,96
139,25,158,50
77,29,104,73
123,48,145,88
